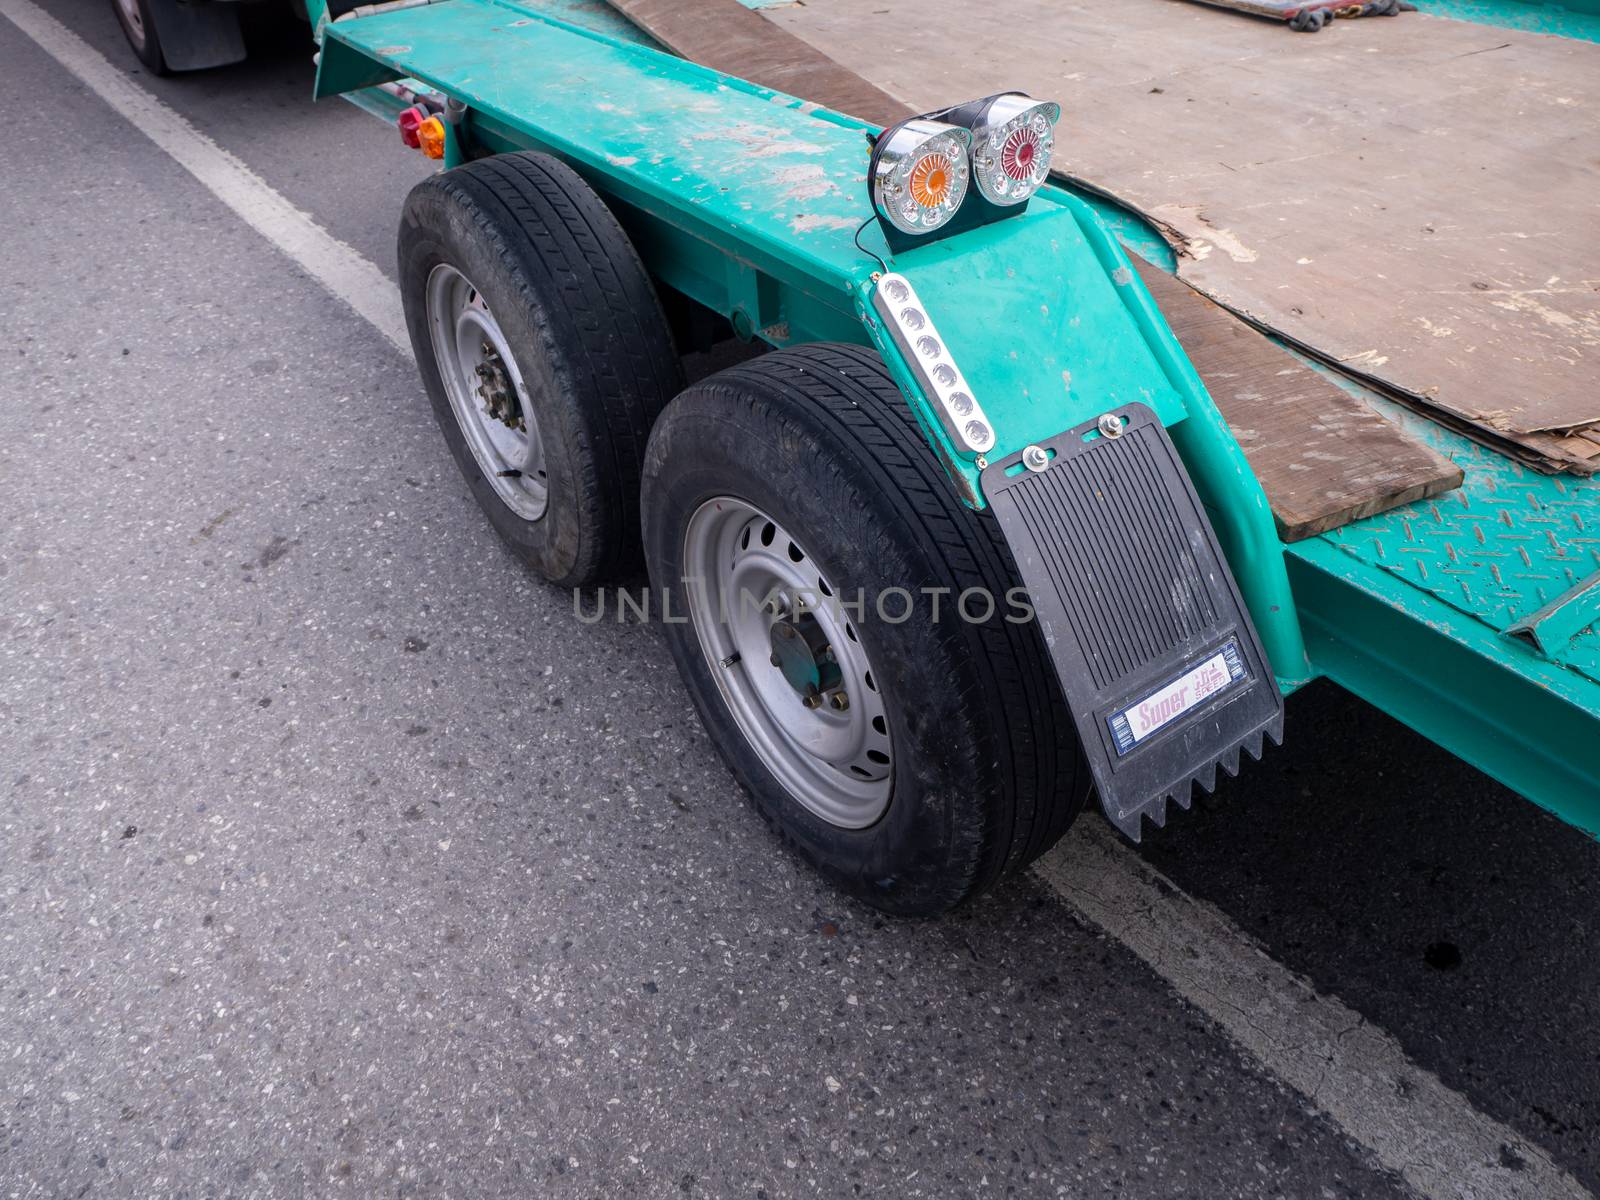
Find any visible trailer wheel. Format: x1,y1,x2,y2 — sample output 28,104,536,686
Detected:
111,0,167,74
642,344,1083,916
399,153,682,587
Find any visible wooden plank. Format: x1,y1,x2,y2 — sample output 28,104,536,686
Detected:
602,0,1465,537
1130,259,1463,540
601,0,909,128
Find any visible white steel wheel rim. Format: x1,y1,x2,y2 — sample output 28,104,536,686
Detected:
425,263,549,521
683,497,894,829
117,0,146,46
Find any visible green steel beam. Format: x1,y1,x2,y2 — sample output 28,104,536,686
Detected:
1289,540,1600,835
1412,0,1600,44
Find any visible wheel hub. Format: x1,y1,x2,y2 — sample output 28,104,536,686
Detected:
474,346,524,432
682,497,894,829
116,0,145,42
768,610,843,704
423,263,549,521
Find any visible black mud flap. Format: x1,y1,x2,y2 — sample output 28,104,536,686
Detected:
982,403,1284,838
148,0,246,72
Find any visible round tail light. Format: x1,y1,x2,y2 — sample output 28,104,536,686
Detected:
870,119,972,237
970,95,1060,207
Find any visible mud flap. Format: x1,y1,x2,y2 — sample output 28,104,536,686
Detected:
982,403,1284,838
147,0,246,71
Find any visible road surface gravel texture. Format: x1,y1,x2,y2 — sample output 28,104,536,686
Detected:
0,3,1595,1198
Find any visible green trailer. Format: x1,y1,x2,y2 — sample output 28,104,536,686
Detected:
287,0,1594,914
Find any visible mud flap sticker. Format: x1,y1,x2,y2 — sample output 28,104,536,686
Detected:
982,403,1284,838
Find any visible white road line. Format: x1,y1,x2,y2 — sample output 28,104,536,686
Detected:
0,0,413,362
3,3,1591,1197
1037,822,1594,1200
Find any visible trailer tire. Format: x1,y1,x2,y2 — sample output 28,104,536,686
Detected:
110,0,167,74
399,152,682,587
641,344,1084,916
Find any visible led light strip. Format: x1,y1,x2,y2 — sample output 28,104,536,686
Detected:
870,272,995,457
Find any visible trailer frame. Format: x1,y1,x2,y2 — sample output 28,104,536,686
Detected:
306,0,1600,838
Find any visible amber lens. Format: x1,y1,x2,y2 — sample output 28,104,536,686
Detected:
908,153,953,209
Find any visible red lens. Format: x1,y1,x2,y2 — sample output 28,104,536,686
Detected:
397,107,424,150
999,127,1042,182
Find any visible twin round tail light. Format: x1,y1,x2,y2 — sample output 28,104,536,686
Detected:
870,272,995,457
867,94,1061,251
870,119,972,240
968,94,1061,207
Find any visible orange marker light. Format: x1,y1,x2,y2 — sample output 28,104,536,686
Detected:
417,116,447,161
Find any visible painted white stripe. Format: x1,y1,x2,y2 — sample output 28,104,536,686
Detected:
1036,822,1594,1200
3,3,1590,1197
0,0,413,362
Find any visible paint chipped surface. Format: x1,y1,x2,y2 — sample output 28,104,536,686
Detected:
789,213,858,233
771,163,838,202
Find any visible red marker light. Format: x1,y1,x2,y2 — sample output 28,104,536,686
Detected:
999,127,1040,181
397,106,425,150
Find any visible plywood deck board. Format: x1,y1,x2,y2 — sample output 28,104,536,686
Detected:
601,0,909,129
1129,258,1463,539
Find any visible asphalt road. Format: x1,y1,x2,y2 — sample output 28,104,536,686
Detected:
1,4,1596,1198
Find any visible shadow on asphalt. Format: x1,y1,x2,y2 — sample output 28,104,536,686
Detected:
1136,678,1598,1187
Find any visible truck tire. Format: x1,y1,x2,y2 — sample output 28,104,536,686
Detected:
641,344,1084,916
399,152,682,587
111,0,167,74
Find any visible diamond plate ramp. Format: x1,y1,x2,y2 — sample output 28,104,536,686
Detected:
1318,429,1600,685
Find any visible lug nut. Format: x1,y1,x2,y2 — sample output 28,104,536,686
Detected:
802,694,822,710
829,692,849,711
769,653,782,668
